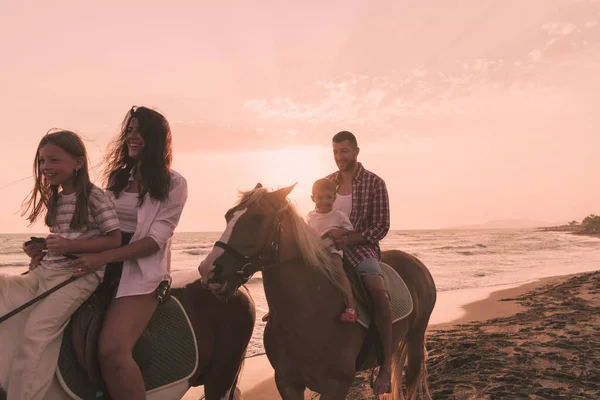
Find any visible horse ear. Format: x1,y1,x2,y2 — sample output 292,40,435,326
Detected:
274,182,297,202
254,183,263,189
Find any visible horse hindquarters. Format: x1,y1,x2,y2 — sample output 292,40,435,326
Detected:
173,283,255,400
382,250,436,400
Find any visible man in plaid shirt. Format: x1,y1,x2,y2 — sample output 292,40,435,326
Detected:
326,131,392,396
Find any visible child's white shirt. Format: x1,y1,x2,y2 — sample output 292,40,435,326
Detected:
306,209,353,256
306,209,353,236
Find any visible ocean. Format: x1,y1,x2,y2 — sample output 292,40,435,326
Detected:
2,229,599,357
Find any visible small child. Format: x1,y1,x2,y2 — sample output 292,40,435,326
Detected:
305,178,358,322
2,130,121,399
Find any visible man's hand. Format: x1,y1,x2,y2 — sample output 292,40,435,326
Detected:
343,232,370,246
333,235,348,250
323,228,347,240
46,235,72,255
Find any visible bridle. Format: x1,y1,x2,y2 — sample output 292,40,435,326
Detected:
208,204,286,288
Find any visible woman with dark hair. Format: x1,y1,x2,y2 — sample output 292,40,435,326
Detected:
70,106,188,400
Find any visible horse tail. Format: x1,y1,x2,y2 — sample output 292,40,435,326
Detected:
384,250,435,400
390,311,433,400
392,331,432,400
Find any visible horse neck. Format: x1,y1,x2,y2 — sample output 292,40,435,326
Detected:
261,221,344,325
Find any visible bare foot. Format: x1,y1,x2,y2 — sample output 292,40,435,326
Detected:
373,366,391,397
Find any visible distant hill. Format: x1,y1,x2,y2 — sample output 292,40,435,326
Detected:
442,219,561,230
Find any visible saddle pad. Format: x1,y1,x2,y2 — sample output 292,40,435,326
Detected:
353,262,413,329
56,297,198,400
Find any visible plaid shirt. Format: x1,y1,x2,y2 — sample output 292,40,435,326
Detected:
326,163,390,267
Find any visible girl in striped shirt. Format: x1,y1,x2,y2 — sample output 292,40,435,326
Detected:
4,130,121,400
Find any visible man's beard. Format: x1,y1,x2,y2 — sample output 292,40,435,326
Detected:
337,158,356,172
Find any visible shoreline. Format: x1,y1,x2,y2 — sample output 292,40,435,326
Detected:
538,225,600,239
240,271,599,399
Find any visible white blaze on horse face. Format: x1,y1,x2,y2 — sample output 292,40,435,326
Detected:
198,208,247,290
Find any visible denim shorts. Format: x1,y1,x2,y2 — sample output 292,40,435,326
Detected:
355,257,383,277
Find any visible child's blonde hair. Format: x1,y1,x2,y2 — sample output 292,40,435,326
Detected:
22,130,93,229
312,178,336,196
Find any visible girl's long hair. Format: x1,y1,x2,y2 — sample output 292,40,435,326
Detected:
104,106,172,204
22,130,93,229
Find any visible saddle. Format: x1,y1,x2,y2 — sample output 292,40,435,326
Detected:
69,279,154,388
58,280,197,399
344,261,414,371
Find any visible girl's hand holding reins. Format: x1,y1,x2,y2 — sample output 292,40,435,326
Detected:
70,253,108,277
23,241,45,259
23,241,46,270
29,253,45,270
46,235,73,255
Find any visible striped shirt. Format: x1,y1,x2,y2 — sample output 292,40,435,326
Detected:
41,187,120,270
326,163,390,267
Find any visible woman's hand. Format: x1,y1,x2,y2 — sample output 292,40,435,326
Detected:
46,235,73,255
70,253,109,277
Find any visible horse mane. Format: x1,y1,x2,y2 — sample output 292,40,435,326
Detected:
235,188,345,293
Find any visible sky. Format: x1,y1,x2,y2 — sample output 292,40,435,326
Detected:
0,0,599,233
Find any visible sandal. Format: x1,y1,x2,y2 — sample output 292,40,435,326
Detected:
340,308,358,322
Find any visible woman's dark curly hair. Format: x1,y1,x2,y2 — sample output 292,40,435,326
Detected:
104,106,172,204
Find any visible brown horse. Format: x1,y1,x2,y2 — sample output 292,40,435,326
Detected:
199,183,437,399
0,276,255,400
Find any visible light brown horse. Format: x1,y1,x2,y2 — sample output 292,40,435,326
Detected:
199,184,437,399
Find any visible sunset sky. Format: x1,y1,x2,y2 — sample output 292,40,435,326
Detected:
1,0,598,233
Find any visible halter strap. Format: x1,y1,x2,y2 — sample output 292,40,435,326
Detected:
214,241,252,265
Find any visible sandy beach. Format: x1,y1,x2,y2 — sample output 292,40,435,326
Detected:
238,271,599,399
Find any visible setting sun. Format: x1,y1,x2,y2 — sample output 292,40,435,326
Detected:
254,146,332,215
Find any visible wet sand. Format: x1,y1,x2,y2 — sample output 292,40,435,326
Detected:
349,271,600,399
242,271,599,399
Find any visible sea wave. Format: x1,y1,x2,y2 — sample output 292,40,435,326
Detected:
434,244,488,250
0,250,25,255
0,261,29,267
173,243,214,250
183,249,211,256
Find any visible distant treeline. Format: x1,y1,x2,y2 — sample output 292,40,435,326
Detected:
543,214,600,235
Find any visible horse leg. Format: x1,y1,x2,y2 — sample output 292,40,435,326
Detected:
274,372,305,400
316,379,353,400
202,357,245,400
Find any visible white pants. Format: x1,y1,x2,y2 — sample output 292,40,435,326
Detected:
0,266,100,400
